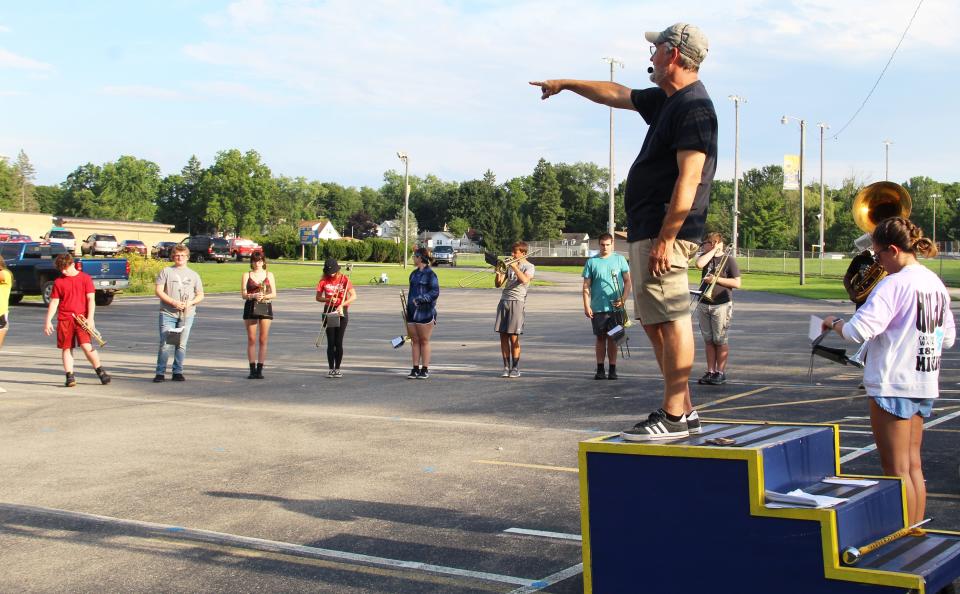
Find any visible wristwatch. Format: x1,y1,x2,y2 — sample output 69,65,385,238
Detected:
831,318,843,328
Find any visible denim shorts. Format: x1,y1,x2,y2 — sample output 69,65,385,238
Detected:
872,396,934,419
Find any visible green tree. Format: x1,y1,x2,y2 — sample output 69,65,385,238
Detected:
34,185,62,213
554,161,607,235
0,158,18,210
527,159,565,240
98,156,161,221
447,216,470,238
13,149,38,212
199,149,274,236
59,163,102,216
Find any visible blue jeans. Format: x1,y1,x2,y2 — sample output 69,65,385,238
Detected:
155,312,195,375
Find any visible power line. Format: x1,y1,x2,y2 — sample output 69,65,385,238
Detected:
831,0,924,140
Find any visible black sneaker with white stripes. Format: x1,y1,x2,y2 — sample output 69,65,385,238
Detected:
621,409,689,441
686,409,701,434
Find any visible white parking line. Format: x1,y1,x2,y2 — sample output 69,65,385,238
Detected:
0,502,541,587
507,563,584,594
840,409,960,464
504,528,581,542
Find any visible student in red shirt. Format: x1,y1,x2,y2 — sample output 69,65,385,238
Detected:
315,258,356,377
43,252,111,387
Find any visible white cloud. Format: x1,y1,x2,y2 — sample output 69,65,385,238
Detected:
0,48,53,72
101,85,182,99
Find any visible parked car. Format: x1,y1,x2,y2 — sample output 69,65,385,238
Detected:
181,235,230,263
152,241,179,260
2,241,130,306
5,234,32,243
432,245,458,266
228,237,263,261
42,228,76,253
119,239,148,256
0,228,20,241
81,233,120,256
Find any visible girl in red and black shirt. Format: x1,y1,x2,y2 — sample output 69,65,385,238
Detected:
315,258,356,377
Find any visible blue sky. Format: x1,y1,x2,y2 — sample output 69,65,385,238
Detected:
1,0,956,190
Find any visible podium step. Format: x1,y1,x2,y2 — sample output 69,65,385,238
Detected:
580,421,960,593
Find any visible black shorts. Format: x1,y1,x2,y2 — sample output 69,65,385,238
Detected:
243,300,274,320
0,313,7,330
591,312,618,336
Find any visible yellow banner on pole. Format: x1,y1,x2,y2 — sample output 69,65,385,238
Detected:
783,155,800,191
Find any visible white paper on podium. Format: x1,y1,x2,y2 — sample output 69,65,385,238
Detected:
809,315,825,341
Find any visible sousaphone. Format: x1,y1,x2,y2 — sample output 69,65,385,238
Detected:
849,181,912,302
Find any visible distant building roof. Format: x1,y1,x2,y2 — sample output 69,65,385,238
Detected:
55,216,174,231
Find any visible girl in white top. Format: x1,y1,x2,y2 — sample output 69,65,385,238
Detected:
823,217,955,525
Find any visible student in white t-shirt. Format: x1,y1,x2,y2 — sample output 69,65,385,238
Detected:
822,217,955,525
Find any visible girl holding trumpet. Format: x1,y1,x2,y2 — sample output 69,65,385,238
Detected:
315,258,356,378
406,247,440,379
241,252,276,379
42,252,111,387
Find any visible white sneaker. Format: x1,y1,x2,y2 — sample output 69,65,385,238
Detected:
501,366,510,378
327,369,335,378
509,367,520,378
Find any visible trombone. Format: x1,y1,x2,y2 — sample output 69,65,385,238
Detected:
73,313,106,347
691,246,732,307
315,271,351,348
457,249,540,288
391,290,411,348
608,271,631,358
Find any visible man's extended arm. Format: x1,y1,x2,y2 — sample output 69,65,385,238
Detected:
648,149,706,276
529,80,634,109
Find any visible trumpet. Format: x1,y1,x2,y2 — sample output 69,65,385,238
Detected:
391,290,411,348
458,249,541,288
73,313,106,347
316,272,350,348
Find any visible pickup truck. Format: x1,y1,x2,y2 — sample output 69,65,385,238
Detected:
1,242,130,306
228,237,263,260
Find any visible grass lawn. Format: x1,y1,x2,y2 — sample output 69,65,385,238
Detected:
121,260,548,297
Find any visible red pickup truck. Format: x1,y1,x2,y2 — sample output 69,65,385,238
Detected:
228,238,263,261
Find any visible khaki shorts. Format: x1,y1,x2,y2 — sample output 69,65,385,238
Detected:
697,301,733,345
629,238,699,325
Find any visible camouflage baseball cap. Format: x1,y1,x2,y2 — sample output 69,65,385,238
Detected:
644,23,709,64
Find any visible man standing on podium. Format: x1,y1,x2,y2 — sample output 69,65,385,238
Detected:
530,22,718,440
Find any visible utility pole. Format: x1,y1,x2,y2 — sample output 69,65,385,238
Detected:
882,140,893,181
728,95,745,254
602,57,624,236
782,115,806,285
397,152,410,268
817,122,829,275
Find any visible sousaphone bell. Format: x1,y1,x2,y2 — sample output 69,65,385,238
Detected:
849,181,912,302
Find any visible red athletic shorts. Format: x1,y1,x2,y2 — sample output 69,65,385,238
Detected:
57,317,91,349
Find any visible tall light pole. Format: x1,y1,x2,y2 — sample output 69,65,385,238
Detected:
930,193,942,276
782,115,806,285
397,152,410,269
602,57,624,236
728,95,745,253
816,122,829,275
882,140,893,181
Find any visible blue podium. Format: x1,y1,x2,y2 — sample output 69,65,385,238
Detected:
579,421,960,593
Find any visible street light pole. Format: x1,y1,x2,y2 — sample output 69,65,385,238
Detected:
728,95,745,254
782,115,806,285
817,122,829,276
397,152,410,269
602,57,624,236
882,140,893,181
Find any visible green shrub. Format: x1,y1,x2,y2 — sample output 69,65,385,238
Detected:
123,252,168,295
262,224,300,259
366,238,396,263
347,240,372,262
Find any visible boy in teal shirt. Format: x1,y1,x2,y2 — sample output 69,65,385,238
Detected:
582,233,631,379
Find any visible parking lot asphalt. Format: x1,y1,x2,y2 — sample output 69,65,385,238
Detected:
1,268,959,593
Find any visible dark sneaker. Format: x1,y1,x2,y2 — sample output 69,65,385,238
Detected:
621,409,689,441
172,373,186,382
97,370,111,385
332,369,343,378
407,367,420,379
698,371,715,385
65,374,77,388
594,369,606,380
686,410,702,434
417,368,430,379
607,368,618,380
707,372,727,385
327,369,336,378
152,374,165,383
